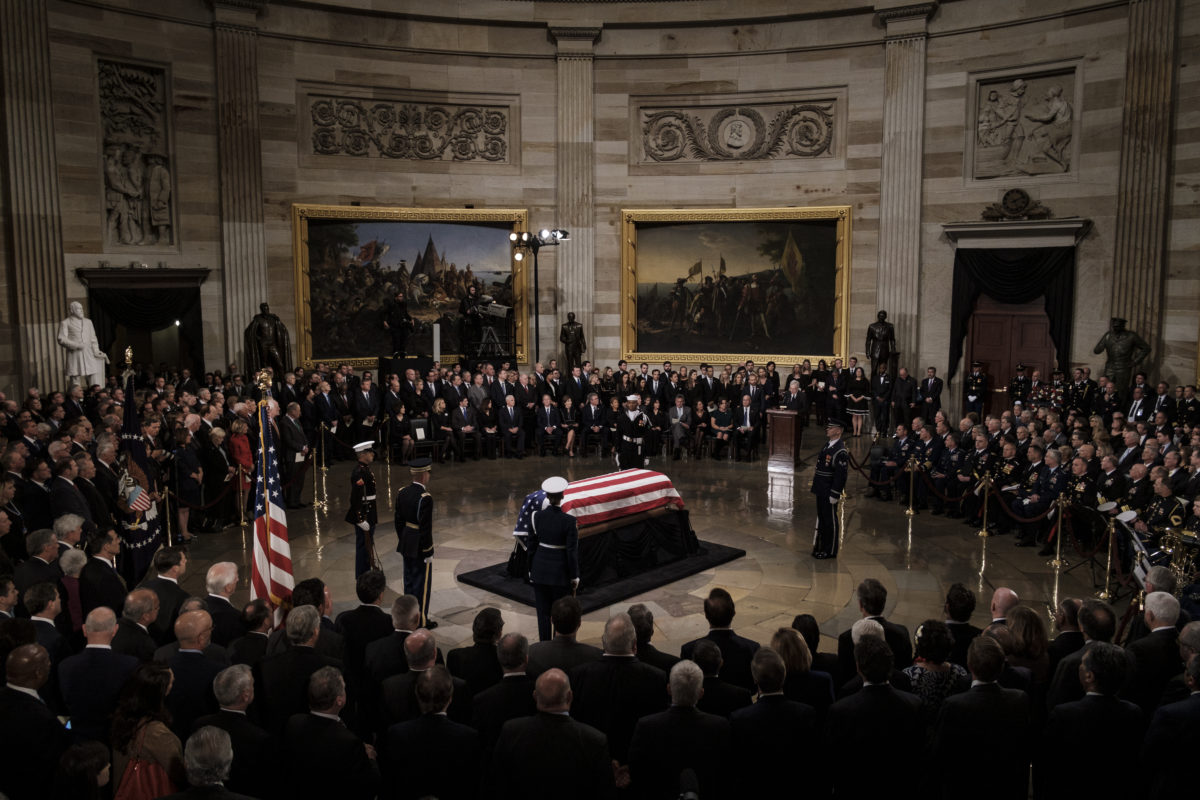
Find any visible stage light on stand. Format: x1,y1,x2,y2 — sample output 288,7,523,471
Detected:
510,227,571,364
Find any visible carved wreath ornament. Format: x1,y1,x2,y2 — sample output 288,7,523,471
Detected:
641,104,834,162
310,98,508,162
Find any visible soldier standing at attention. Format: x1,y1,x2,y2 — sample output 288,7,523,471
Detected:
965,361,988,417
345,441,378,578
395,457,436,629
811,419,848,560
529,476,579,641
1009,364,1031,408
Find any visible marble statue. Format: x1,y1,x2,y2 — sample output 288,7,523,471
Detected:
57,301,109,387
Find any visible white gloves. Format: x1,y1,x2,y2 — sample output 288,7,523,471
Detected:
424,556,433,564
830,494,840,503
356,521,369,531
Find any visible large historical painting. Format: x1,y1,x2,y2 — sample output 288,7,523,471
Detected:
292,206,527,366
968,64,1081,182
620,207,851,365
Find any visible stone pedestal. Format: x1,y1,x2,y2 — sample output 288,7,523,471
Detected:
213,0,269,367
0,0,69,387
550,27,601,365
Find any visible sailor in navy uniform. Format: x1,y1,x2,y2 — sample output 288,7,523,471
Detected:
344,441,378,578
811,419,849,559
529,476,579,641
395,457,436,628
615,394,650,470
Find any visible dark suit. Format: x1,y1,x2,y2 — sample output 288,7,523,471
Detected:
446,640,503,699
732,404,760,457
77,556,126,618
48,475,93,532
75,477,113,530
470,673,536,751
1039,694,1143,798
492,712,613,800
334,604,394,688
58,645,138,743
1126,627,1182,714
837,616,913,684
636,642,679,674
378,669,471,733
112,617,158,662
159,786,256,800
206,594,243,648
365,630,413,684
932,683,1030,800
167,650,223,738
628,705,731,800
256,645,342,733
1143,694,1200,798
731,695,818,794
826,684,923,797
1046,629,1084,678
680,630,760,692
13,555,61,599
569,655,667,763
946,620,982,669
781,670,835,722
283,713,380,799
228,632,270,667
526,636,602,678
697,674,752,718
1047,640,1097,709
192,709,276,800
140,574,190,645
380,713,481,800
0,686,69,800
921,375,944,416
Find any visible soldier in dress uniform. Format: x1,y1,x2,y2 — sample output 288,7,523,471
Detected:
811,419,848,560
1014,450,1067,547
989,440,1024,534
1038,456,1099,555
1096,455,1128,505
932,434,969,517
1124,464,1154,514
961,433,994,526
867,423,916,503
911,425,943,511
1028,369,1049,409
965,361,988,417
615,394,650,470
1179,385,1200,428
1134,477,1187,546
528,476,579,641
1009,364,1031,408
1049,370,1067,413
345,441,379,578
395,457,436,628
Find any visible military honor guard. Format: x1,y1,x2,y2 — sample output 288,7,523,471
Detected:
1008,364,1031,407
528,476,580,641
964,361,988,416
345,441,379,578
616,394,650,470
811,419,849,560
395,457,436,628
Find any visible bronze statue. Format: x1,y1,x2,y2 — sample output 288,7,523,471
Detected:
559,312,587,373
244,302,290,383
1093,317,1150,397
865,310,897,378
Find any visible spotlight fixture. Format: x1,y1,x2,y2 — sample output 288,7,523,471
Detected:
509,227,572,363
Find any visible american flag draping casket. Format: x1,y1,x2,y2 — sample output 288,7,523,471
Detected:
513,469,685,539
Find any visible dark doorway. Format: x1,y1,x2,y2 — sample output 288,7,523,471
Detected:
88,287,205,374
968,295,1056,417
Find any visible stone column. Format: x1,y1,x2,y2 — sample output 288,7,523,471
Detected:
549,27,601,366
212,0,269,367
1110,0,1179,364
874,3,937,367
0,0,69,388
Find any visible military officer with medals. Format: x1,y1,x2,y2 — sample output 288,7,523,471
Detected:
911,424,943,511
1124,464,1154,514
1049,370,1067,413
1134,477,1187,546
989,440,1023,534
395,457,436,628
345,441,379,578
1014,449,1066,547
961,433,994,527
811,419,848,560
965,361,988,417
1009,364,1031,408
867,423,915,503
932,433,968,516
616,394,650,470
1096,455,1129,505
528,476,579,641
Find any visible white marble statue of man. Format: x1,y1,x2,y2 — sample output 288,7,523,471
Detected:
57,301,108,387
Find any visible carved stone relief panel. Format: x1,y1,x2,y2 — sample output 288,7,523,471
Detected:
965,62,1082,184
303,84,517,167
97,58,175,250
631,88,845,172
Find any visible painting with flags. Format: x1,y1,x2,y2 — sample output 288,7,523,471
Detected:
116,353,163,585
249,379,295,613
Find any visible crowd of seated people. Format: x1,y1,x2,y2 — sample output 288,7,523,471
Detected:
2,570,1196,799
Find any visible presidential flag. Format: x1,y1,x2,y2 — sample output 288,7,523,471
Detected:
250,395,295,610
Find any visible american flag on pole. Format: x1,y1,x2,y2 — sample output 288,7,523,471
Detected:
250,395,294,609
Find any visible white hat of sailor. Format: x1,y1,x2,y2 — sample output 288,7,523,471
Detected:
353,441,375,453
626,394,640,402
541,476,569,495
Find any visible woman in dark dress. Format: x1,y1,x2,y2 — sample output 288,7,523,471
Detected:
560,396,580,457
200,426,236,529
691,400,711,455
710,398,733,459
647,398,668,457
477,397,499,459
389,402,415,464
430,398,453,463
847,366,871,437
811,359,831,426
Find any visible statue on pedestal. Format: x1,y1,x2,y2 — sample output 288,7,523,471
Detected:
1093,317,1150,397
57,301,109,387
559,312,587,373
244,302,291,383
865,310,897,378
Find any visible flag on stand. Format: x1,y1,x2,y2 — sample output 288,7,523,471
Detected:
687,260,703,279
250,395,295,610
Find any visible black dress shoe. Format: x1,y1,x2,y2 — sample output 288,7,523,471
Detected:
812,552,834,560
425,620,439,630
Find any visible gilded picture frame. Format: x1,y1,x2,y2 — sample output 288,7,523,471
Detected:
620,206,852,367
292,204,529,368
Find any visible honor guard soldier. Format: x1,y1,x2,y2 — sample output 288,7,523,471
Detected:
1134,477,1187,546
528,476,579,642
811,419,849,559
965,361,988,416
616,394,650,470
1009,364,1031,407
345,441,379,578
395,457,436,628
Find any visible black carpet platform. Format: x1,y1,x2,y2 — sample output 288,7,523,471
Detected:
457,538,747,615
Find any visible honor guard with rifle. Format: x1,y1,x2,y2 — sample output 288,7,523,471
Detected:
345,441,379,578
811,419,848,559
1009,364,1031,407
965,361,988,416
395,457,436,628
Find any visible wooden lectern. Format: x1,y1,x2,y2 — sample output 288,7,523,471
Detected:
766,408,804,471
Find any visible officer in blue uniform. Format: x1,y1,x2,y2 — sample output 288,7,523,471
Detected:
965,360,988,416
529,476,579,641
395,457,437,629
344,441,378,578
811,419,849,559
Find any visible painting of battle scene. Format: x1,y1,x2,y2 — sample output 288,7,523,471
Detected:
295,208,525,363
626,211,848,361
972,67,1079,180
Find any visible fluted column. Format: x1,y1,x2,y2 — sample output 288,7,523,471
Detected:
1110,0,1179,364
550,27,600,364
212,0,269,367
875,3,937,366
1,0,68,388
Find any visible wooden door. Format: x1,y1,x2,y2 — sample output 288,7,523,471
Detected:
968,296,1056,417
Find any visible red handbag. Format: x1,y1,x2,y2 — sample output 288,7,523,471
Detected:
113,725,177,800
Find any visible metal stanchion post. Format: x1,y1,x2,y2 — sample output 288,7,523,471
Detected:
1098,517,1115,601
1047,494,1070,570
162,486,173,547
905,456,917,517
238,467,246,529
977,476,992,538
320,423,328,474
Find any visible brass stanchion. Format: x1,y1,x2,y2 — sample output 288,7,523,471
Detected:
1047,494,1070,570
313,449,327,512
905,456,917,517
1098,516,1115,601
237,467,247,529
976,476,992,538
162,486,173,547
320,423,329,474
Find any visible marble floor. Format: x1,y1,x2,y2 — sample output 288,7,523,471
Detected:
179,435,1104,655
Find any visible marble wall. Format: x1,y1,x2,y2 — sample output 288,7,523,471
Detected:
0,0,1196,396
